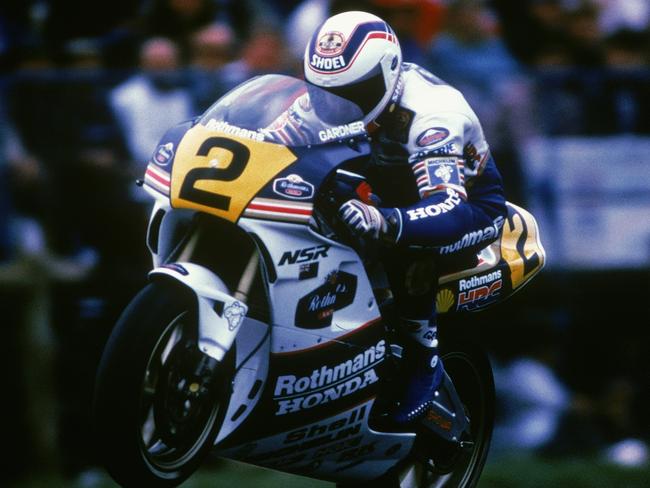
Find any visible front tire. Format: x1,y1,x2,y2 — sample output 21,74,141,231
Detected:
93,280,231,487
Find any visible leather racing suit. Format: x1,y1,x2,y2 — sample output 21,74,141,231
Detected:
268,63,508,422
360,62,508,422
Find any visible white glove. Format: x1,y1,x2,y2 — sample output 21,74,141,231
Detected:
339,199,388,240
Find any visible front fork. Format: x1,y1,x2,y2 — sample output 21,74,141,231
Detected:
149,262,248,362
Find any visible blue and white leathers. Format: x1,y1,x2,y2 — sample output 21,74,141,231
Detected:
342,62,509,423
371,63,507,254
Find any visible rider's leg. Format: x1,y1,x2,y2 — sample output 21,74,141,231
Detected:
392,314,444,423
382,251,444,424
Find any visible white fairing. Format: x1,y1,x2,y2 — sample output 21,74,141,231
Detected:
217,399,413,481
238,218,381,352
216,315,270,443
211,219,414,481
143,202,416,481
143,183,171,268
149,262,247,361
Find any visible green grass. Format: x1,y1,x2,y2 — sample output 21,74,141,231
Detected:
478,454,650,488
8,455,649,487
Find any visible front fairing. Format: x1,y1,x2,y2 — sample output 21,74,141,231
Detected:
142,74,371,226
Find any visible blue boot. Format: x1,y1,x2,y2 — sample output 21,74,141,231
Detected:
391,321,444,424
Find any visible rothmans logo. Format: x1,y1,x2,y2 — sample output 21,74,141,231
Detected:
438,215,505,255
273,339,385,415
459,270,502,292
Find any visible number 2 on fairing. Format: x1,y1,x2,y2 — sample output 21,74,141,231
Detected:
179,137,249,211
170,125,297,222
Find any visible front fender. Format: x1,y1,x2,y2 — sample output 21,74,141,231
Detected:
149,262,248,361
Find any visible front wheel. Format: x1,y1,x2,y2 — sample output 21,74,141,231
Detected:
92,280,232,487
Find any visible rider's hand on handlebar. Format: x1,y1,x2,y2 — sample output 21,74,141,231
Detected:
338,199,401,245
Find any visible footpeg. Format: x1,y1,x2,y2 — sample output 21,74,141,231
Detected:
459,440,474,450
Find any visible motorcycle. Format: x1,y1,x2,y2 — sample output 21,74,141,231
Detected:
92,74,545,487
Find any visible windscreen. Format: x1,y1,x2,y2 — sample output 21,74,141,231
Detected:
198,74,366,147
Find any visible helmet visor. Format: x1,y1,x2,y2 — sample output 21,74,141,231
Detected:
324,69,386,117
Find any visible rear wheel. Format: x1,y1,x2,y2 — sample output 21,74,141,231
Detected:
396,340,495,487
93,280,232,487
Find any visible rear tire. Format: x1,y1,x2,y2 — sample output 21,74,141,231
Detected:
93,280,231,487
395,339,495,487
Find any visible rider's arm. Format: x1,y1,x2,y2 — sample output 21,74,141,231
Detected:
390,105,507,250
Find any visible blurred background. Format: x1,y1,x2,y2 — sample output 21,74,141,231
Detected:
0,0,648,486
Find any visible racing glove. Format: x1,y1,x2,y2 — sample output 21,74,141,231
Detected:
339,199,401,244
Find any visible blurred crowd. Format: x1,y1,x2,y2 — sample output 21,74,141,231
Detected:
0,0,648,483
0,0,648,266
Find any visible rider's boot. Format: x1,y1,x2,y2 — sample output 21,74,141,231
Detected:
391,317,444,424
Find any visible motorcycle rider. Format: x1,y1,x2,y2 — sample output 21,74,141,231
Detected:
304,11,508,424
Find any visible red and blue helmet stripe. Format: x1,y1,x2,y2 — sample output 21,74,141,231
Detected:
307,20,398,76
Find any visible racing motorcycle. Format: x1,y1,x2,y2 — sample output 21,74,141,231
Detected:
92,74,545,487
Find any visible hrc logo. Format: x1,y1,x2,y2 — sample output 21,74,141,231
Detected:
457,280,502,311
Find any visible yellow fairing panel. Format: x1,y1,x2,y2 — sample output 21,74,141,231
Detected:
501,202,546,290
170,125,297,222
435,201,546,314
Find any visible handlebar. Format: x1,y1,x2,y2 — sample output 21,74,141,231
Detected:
314,168,384,262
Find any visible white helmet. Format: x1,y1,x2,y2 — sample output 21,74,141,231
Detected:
304,11,402,125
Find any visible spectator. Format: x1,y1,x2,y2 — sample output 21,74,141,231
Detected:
427,0,533,205
0,2,41,72
39,0,145,67
284,0,333,64
563,2,606,67
283,0,381,66
265,0,306,19
5,43,67,258
595,0,650,36
54,37,142,270
140,0,270,63
139,0,223,61
109,37,194,173
1,106,49,259
428,0,523,84
490,0,569,67
220,24,293,90
0,95,26,261
190,21,236,70
188,22,236,112
4,35,138,271
369,0,446,65
3,40,142,481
